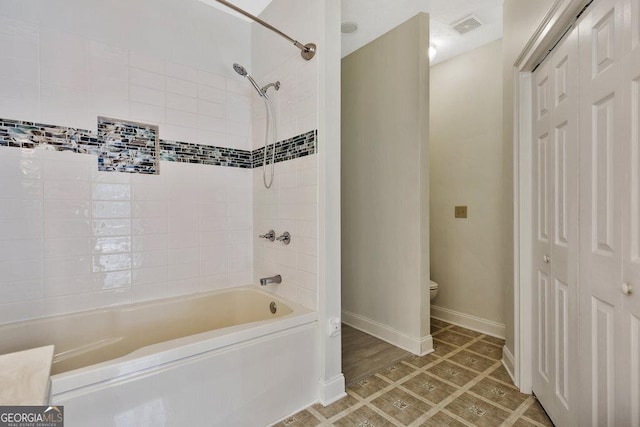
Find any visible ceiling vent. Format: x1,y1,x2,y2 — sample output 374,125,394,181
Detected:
451,15,483,35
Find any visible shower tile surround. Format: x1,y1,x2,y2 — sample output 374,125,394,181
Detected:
0,120,318,324
0,2,322,328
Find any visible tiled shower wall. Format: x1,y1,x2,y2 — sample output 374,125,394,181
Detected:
251,0,320,309
0,148,252,324
0,0,257,324
0,0,322,323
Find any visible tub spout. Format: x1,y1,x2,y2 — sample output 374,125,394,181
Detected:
260,275,282,286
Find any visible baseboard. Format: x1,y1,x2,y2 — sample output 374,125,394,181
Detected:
502,345,516,385
317,375,346,406
342,310,430,355
430,305,506,339
420,334,434,356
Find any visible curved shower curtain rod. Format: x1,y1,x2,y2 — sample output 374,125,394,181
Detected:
213,0,317,60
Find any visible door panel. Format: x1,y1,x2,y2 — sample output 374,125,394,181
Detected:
578,0,625,424
532,24,579,427
622,0,640,423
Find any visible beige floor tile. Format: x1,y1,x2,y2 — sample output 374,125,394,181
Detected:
488,364,517,387
332,405,397,427
426,360,477,387
466,341,503,360
480,335,505,347
370,387,432,426
523,400,555,426
404,353,440,369
512,417,540,427
419,411,470,426
274,409,322,426
311,393,360,420
433,330,475,347
431,340,458,357
430,318,451,329
449,350,495,373
349,375,392,399
449,325,483,338
469,377,529,411
297,319,556,427
445,392,511,427
378,362,417,382
400,373,458,405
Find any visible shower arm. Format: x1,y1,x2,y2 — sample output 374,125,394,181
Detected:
213,0,316,61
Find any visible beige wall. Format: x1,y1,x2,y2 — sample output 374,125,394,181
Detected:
341,13,431,346
503,0,556,352
430,39,505,328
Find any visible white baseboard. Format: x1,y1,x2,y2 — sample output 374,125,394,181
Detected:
502,345,516,386
430,305,506,339
317,375,346,406
342,310,431,356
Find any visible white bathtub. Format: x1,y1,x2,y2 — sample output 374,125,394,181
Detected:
0,286,319,426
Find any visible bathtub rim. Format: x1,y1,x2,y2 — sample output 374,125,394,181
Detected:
35,286,317,396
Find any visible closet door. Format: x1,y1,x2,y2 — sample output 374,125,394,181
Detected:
578,0,625,424
532,27,579,427
622,0,640,423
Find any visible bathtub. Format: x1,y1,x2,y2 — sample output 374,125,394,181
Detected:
0,286,319,426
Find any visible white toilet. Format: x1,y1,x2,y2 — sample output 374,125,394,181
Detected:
429,280,439,301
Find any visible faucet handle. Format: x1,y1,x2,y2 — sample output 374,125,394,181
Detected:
276,232,291,245
259,230,275,242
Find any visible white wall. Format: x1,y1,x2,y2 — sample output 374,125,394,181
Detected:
251,0,320,310
341,14,431,354
502,0,556,354
430,39,506,334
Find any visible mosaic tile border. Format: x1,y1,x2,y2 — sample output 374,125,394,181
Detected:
0,118,317,173
98,116,159,174
160,140,253,168
252,130,317,168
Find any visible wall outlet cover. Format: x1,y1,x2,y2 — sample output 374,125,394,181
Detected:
455,206,468,218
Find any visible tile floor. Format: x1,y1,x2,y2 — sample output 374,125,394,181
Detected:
275,319,554,426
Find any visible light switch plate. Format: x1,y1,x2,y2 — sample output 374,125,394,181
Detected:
455,206,468,218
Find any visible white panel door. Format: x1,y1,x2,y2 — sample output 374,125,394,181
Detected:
578,0,625,424
622,0,640,423
532,25,580,427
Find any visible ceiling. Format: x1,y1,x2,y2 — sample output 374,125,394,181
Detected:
342,0,503,65
197,0,272,22
201,0,503,66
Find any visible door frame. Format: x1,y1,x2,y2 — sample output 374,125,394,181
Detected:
512,0,591,394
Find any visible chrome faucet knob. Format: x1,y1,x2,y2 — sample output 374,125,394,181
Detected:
259,230,276,242
276,232,291,245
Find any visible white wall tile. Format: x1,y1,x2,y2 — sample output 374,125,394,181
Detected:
130,68,165,91
198,85,225,103
198,70,226,90
0,300,44,324
130,102,165,125
167,93,198,113
166,77,197,98
45,238,91,258
0,239,42,262
130,85,165,107
0,217,44,240
166,62,197,82
129,51,165,74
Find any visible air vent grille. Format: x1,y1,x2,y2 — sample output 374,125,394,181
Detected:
451,15,483,35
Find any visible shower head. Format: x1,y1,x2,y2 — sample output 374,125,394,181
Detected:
233,63,248,77
232,63,266,98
